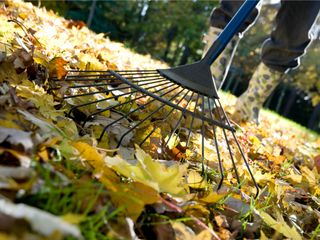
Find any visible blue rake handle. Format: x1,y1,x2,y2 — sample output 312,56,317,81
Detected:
202,0,259,66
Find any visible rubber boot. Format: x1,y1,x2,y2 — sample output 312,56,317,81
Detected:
202,26,240,89
232,63,284,124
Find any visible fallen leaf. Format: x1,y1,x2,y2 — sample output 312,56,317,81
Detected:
256,209,302,240
0,127,33,152
105,145,189,195
0,199,82,238
48,57,68,80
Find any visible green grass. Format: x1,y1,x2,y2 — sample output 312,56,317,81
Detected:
219,91,319,140
261,109,319,139
18,160,123,240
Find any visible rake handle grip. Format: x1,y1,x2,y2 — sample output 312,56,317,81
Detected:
202,0,259,66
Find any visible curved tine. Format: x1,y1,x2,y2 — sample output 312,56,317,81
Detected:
111,71,233,131
201,95,206,175
64,75,114,81
139,90,190,147
115,86,185,148
164,91,195,148
208,97,224,190
67,81,159,117
212,99,241,185
68,69,109,73
64,78,171,99
80,82,175,126
66,88,139,118
186,94,201,147
139,126,156,147
65,76,165,89
82,83,175,127
216,99,259,198
115,69,158,73
125,74,163,80
98,84,180,142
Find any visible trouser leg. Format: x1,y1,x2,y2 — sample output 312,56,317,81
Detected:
210,0,259,34
233,1,320,124
204,0,259,89
261,0,320,72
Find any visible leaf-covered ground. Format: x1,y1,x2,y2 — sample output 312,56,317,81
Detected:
0,1,319,239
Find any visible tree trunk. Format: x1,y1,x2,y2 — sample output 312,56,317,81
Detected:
87,0,97,28
179,45,191,65
282,88,297,117
163,26,177,61
308,103,320,130
275,85,286,113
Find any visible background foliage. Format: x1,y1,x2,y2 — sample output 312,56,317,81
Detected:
29,0,320,132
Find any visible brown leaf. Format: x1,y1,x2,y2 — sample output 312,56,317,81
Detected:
48,57,68,80
67,20,86,29
314,155,320,173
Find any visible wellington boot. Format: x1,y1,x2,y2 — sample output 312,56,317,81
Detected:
232,63,284,124
202,26,240,89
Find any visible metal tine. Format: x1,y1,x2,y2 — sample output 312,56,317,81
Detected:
200,95,206,174
64,75,168,91
51,71,115,82
216,99,259,197
111,71,235,131
115,87,186,148
66,78,172,115
115,69,157,73
64,76,166,88
63,78,171,99
53,71,160,82
98,83,181,142
208,97,224,190
163,92,195,149
67,88,141,117
81,82,177,127
119,73,163,79
139,90,191,147
186,94,201,147
211,99,241,185
61,74,114,81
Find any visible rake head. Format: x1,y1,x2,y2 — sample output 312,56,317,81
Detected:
49,68,259,196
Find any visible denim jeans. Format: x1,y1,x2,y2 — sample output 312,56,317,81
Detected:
210,0,320,72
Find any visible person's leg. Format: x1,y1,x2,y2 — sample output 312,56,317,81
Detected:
203,0,259,89
210,0,259,34
261,1,320,72
233,1,320,124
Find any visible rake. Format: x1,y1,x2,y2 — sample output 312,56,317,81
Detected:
50,0,260,196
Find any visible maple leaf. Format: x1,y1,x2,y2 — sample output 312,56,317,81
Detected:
105,145,189,196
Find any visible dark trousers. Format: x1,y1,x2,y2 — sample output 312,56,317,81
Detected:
210,0,320,72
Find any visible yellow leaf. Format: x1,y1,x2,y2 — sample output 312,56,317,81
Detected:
199,191,225,203
110,181,159,221
61,213,85,225
72,141,118,184
283,168,302,184
16,80,62,120
257,210,302,240
187,170,208,189
105,145,188,196
253,170,274,185
0,232,16,240
72,141,160,220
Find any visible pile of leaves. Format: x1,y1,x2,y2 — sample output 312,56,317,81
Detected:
0,0,319,239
